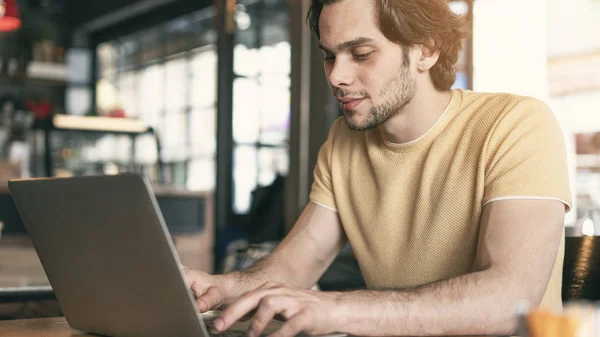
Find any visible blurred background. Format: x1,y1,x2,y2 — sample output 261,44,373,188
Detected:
0,0,599,320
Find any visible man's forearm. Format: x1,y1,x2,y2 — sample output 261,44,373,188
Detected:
214,203,345,304
335,269,531,336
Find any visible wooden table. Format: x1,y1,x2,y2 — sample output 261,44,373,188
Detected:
0,317,87,336
0,314,290,337
0,316,518,337
0,237,54,303
0,315,306,337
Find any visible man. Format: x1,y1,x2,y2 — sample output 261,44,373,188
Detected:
184,0,571,336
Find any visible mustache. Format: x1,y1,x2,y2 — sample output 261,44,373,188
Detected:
333,87,370,99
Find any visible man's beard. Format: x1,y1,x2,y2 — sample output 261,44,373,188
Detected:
342,65,416,131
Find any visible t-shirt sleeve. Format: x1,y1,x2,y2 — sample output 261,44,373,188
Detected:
483,98,572,212
308,119,341,211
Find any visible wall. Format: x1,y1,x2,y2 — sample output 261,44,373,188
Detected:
547,0,600,58
471,0,588,222
472,0,549,101
547,0,600,222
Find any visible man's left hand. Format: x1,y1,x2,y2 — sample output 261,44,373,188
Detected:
213,281,343,337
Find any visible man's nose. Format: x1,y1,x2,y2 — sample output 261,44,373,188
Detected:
328,59,355,88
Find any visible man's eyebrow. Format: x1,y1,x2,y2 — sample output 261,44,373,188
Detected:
318,37,375,52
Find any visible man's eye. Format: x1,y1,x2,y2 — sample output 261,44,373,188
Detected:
354,52,374,61
324,55,335,63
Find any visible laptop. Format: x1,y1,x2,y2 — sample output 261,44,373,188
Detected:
9,174,342,337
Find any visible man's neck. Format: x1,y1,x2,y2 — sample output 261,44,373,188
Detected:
379,85,453,144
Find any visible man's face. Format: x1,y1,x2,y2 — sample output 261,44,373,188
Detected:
318,0,416,131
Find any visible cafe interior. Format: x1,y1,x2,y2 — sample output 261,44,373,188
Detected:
0,0,599,331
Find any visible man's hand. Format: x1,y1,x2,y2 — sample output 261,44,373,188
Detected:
214,282,342,337
182,267,227,312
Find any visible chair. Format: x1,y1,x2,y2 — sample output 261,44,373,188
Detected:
562,235,600,302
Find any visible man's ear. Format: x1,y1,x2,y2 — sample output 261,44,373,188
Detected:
415,42,440,72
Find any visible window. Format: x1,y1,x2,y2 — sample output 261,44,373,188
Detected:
96,8,218,191
450,0,473,90
232,0,291,213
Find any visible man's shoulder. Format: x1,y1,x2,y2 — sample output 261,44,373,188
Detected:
458,90,555,127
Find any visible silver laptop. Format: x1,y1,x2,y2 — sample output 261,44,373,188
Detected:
9,174,329,337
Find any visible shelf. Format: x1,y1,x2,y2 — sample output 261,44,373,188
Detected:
32,115,151,135
577,154,600,169
0,75,67,87
26,62,68,83
0,62,69,88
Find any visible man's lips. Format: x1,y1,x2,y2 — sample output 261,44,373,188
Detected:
337,97,365,111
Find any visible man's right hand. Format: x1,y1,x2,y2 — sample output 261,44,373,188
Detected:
182,268,227,312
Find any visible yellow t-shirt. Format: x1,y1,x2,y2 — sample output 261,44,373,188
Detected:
309,89,572,309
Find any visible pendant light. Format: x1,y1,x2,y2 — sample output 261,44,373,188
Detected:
0,0,22,32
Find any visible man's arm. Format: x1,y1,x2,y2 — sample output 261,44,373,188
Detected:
226,203,346,297
335,199,565,336
189,202,346,309
215,199,565,337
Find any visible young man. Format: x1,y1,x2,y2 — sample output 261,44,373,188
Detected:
184,0,571,335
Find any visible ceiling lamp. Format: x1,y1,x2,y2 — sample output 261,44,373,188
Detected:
0,0,22,32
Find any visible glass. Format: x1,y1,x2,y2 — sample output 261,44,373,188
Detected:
118,71,138,117
191,48,218,108
137,65,165,123
187,158,216,191
230,0,291,214
135,133,159,165
190,108,216,157
165,57,188,111
233,78,260,143
259,74,290,145
94,135,118,163
452,71,469,90
233,145,258,213
234,44,260,77
115,135,133,164
258,147,289,186
258,41,291,76
162,110,187,163
66,87,92,116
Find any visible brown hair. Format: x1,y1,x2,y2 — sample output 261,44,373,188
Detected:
307,0,470,91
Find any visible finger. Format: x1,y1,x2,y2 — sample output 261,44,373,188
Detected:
266,312,309,337
215,288,279,332
239,282,281,321
182,268,200,285
196,286,224,312
257,281,280,290
182,268,194,286
249,296,298,337
183,269,206,295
